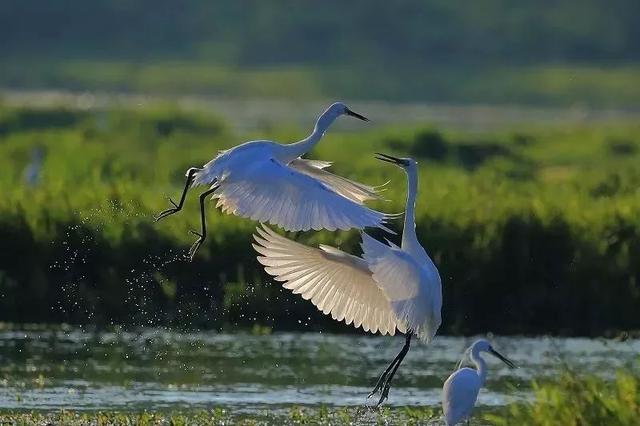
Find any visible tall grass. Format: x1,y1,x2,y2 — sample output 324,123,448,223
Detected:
0,104,639,334
488,364,640,425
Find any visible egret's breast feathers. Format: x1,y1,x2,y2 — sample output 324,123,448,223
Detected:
442,368,481,425
361,233,441,342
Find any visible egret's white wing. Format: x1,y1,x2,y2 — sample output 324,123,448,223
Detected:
213,156,390,232
289,158,385,204
361,233,442,342
253,225,406,335
442,368,481,426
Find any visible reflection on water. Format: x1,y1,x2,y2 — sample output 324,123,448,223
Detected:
0,327,637,412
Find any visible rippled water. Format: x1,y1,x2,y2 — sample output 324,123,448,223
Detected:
0,327,638,418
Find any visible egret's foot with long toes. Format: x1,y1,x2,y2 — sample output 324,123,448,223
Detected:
369,333,412,406
368,371,389,399
155,167,198,222
155,198,180,222
188,230,205,261
377,382,392,407
368,340,407,400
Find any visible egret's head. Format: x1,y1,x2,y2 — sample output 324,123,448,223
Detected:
326,102,369,122
472,339,516,369
374,152,418,171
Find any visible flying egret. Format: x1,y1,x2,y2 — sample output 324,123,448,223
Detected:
155,102,391,260
252,153,442,405
442,339,516,425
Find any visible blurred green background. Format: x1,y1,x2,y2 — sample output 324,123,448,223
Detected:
0,0,639,336
1,0,639,106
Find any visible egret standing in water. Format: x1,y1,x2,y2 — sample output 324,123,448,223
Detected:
253,153,442,405
155,102,391,260
442,339,516,425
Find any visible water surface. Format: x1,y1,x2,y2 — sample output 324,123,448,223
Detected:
0,327,637,420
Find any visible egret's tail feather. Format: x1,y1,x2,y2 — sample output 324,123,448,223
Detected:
385,211,405,220
374,180,391,190
289,158,385,204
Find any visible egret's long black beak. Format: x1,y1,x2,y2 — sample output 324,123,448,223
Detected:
489,348,517,369
375,152,409,166
345,108,369,122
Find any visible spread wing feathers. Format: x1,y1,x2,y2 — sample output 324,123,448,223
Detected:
442,368,481,426
289,158,385,204
361,233,441,343
253,225,406,336
212,157,391,232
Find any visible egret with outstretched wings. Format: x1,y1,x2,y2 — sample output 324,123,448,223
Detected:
155,102,391,260
253,153,442,405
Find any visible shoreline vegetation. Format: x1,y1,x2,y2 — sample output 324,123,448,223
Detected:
0,367,637,425
0,104,639,336
3,61,640,108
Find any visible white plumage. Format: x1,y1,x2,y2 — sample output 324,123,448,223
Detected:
253,153,442,405
253,225,405,336
442,339,516,425
442,368,482,425
360,233,441,342
288,158,383,204
198,146,388,232
156,102,391,260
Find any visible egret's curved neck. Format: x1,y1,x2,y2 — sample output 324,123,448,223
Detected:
401,166,420,251
281,109,338,162
470,349,488,386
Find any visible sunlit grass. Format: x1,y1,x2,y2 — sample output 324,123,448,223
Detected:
0,104,639,333
0,406,439,426
487,364,640,426
3,368,639,426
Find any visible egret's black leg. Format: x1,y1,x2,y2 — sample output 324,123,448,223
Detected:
368,340,406,399
155,168,200,222
188,186,217,261
376,333,412,406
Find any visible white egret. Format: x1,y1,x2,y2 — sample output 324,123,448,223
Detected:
442,339,516,425
156,102,391,260
252,153,442,405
